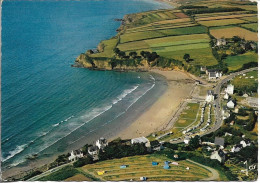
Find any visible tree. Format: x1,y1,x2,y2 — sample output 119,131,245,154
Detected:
118,51,126,58
129,51,137,59
188,135,201,150
183,53,190,62
73,156,93,168
232,36,242,43
113,48,120,55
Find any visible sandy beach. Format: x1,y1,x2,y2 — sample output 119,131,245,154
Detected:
117,69,195,139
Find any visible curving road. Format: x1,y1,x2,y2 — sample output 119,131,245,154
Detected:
170,67,258,144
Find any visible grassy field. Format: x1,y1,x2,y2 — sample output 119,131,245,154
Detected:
120,26,207,43
80,154,212,181
210,27,257,41
223,52,258,71
196,14,256,21
64,174,92,181
198,19,246,27
174,103,200,128
239,16,258,23
91,38,118,58
157,47,218,66
240,23,258,32
231,70,258,90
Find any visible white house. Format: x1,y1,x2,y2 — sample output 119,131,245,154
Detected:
231,144,242,153
184,136,191,144
131,136,149,144
216,38,226,46
206,69,222,79
88,146,99,156
240,140,251,148
224,93,229,100
225,84,234,95
227,100,235,108
206,90,214,103
68,149,84,161
210,150,225,163
96,137,108,149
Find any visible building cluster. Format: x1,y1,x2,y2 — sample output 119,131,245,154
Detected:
68,137,108,162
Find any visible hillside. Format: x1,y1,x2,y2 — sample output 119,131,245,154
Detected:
74,0,257,74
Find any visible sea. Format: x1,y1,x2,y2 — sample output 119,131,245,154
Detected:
1,0,171,173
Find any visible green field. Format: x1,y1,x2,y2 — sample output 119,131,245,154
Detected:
240,16,258,23
91,38,118,58
174,103,200,128
81,154,212,181
199,19,246,27
240,23,258,32
232,70,258,90
223,52,258,71
157,47,218,66
120,26,207,43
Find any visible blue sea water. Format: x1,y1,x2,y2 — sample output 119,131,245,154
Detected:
1,0,171,171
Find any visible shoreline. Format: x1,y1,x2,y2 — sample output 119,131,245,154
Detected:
2,70,168,180
116,69,195,140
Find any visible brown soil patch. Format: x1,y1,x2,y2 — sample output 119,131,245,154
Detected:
174,12,189,18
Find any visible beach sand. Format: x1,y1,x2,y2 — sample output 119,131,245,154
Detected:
117,69,195,139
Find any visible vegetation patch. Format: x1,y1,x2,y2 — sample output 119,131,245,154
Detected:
198,19,245,27
240,23,258,32
81,154,211,181
210,27,257,41
223,52,258,71
38,166,79,181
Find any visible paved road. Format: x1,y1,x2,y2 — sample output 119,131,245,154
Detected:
204,67,257,136
28,162,73,181
170,67,258,144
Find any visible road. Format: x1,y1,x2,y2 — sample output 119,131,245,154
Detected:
170,67,257,144
204,67,257,136
28,162,73,181
186,159,220,181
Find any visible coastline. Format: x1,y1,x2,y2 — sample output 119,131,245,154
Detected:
116,69,195,140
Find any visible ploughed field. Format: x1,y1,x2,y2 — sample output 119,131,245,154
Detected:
80,154,212,181
88,0,257,69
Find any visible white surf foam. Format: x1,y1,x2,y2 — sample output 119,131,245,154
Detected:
2,144,27,162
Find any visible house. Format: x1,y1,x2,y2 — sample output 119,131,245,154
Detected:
131,136,149,144
240,140,251,148
96,137,108,150
222,106,230,120
206,69,222,80
225,84,234,95
68,149,84,161
206,90,215,103
214,137,224,148
146,140,164,152
200,66,207,72
234,107,239,113
210,150,225,163
231,144,243,153
224,93,229,100
225,132,232,137
184,136,191,144
216,38,226,46
88,146,99,156
227,100,235,109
